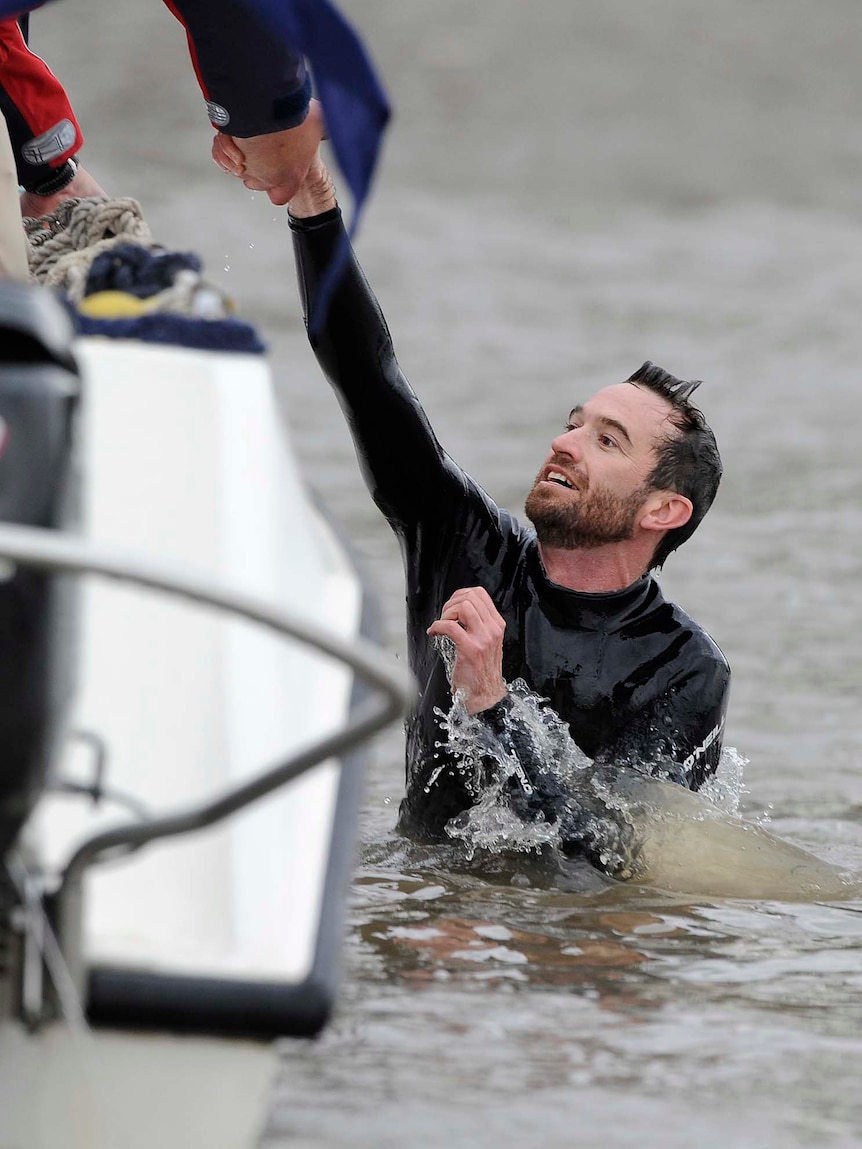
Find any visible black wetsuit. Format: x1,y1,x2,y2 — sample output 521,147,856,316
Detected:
290,208,731,844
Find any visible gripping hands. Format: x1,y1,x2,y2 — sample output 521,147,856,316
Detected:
212,99,325,206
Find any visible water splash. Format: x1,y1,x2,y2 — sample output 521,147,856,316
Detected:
700,745,748,814
431,636,746,876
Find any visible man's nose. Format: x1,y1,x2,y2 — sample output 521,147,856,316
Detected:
550,426,584,461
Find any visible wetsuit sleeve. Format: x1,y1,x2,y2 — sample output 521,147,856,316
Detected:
0,17,83,191
290,207,471,532
478,696,638,874
473,656,730,874
595,656,731,790
163,0,311,137
483,650,728,802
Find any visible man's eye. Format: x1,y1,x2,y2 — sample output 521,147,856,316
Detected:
598,434,618,449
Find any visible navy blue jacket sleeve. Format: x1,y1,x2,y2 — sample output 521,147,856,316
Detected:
165,0,311,137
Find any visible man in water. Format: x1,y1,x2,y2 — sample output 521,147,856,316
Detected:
282,153,729,850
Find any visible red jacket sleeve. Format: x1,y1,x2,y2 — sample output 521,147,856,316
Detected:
0,16,82,191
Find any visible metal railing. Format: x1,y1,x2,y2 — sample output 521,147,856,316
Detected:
0,522,412,978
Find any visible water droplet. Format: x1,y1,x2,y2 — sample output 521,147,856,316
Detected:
223,265,230,272
383,796,391,806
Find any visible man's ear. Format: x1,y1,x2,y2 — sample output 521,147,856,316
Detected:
639,491,693,533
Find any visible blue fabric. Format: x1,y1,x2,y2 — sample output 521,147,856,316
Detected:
0,2,45,14
85,243,203,299
71,310,267,355
238,0,390,218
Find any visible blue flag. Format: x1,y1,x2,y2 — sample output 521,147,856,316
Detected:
238,0,390,219
236,0,391,330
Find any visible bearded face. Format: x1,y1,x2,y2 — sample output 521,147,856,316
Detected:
524,459,651,549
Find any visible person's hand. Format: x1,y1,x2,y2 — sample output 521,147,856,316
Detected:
19,164,107,219
287,153,337,217
211,98,325,205
212,132,245,178
427,587,508,715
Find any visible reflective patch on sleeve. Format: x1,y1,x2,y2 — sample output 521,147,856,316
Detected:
681,716,726,772
21,119,77,166
206,101,231,128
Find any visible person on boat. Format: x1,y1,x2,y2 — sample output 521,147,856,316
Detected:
0,2,321,226
231,146,731,851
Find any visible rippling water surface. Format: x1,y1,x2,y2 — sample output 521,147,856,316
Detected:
40,1,862,1144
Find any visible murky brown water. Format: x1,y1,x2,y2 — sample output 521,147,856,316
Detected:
36,1,862,1144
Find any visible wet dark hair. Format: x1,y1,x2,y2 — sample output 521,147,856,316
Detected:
627,360,722,569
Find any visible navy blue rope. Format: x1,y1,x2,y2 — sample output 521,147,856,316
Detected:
71,310,266,355
85,244,203,299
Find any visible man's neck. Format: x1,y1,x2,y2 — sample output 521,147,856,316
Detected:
537,542,650,593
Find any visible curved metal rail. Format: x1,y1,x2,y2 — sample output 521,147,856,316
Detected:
0,523,412,896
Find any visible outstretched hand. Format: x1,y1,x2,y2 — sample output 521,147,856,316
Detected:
211,98,325,205
427,587,508,715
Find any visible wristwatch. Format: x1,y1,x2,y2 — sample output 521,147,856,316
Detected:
30,156,79,197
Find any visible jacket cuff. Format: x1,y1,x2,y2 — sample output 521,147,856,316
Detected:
212,74,312,138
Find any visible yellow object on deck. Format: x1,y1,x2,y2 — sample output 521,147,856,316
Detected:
78,291,157,318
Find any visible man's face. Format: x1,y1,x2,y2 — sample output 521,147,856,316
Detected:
525,382,677,549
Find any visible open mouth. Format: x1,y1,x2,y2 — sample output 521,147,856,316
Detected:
543,469,576,490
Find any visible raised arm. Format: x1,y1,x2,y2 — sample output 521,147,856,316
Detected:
288,161,468,533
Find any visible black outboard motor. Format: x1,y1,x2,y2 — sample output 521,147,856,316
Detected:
0,282,80,858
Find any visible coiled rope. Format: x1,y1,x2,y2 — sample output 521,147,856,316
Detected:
21,195,265,353
24,196,153,302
